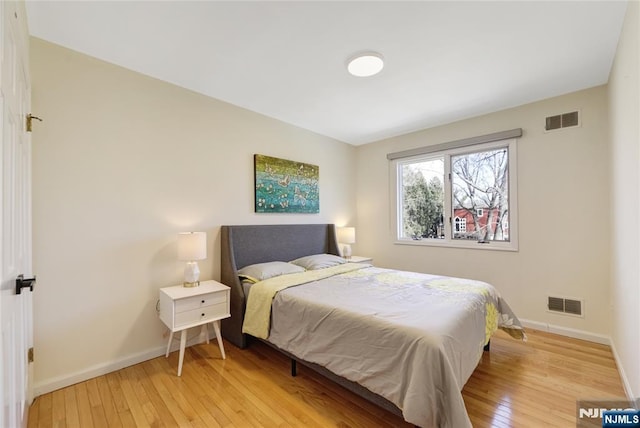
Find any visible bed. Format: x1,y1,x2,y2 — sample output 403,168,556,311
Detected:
220,223,525,428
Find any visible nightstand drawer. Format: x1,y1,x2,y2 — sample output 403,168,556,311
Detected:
175,291,227,313
174,302,228,328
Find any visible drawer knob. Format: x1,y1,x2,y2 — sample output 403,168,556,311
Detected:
201,313,205,317
201,300,205,303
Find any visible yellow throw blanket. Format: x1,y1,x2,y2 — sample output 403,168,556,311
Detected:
242,263,366,339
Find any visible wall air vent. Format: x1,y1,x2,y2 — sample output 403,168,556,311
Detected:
547,296,583,317
545,110,580,131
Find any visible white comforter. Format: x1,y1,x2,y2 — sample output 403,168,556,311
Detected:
247,265,525,427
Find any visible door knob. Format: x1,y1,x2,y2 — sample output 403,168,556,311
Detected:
16,274,36,295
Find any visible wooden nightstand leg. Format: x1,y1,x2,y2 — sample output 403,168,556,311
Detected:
165,331,174,358
177,330,187,376
212,320,225,360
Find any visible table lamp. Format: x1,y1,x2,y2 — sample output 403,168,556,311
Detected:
337,227,356,260
178,232,207,287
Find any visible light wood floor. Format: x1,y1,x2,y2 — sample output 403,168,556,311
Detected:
28,328,626,427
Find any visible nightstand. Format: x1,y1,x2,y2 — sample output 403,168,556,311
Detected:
159,280,230,376
348,256,373,264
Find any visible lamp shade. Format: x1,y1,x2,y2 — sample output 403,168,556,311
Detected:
178,232,207,261
337,227,356,244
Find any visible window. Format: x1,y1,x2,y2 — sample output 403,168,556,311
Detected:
454,217,466,233
452,147,510,242
393,138,518,251
398,157,445,240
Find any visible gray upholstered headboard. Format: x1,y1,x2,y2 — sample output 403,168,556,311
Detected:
220,224,340,348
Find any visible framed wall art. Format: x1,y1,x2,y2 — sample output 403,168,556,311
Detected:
254,154,319,213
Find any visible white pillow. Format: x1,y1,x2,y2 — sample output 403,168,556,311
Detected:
238,261,305,283
290,254,346,270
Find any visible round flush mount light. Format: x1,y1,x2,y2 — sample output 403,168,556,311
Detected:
347,52,384,77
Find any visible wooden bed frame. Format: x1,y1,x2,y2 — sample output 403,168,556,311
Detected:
219,223,405,417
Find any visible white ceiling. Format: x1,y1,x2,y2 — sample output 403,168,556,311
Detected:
25,1,628,145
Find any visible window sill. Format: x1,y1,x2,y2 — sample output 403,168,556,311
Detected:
394,238,518,252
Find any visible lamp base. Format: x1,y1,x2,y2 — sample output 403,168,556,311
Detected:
183,261,201,288
342,244,352,260
183,280,200,288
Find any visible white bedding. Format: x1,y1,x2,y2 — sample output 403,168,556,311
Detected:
245,265,525,427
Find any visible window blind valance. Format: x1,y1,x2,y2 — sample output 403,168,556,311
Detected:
386,128,523,160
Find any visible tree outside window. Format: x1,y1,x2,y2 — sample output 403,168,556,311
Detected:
400,158,444,239
452,148,509,242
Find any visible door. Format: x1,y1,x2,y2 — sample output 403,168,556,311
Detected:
1,1,33,427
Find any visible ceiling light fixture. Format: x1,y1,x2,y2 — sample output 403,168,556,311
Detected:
347,52,384,77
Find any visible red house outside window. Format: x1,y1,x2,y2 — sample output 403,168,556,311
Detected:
453,208,509,240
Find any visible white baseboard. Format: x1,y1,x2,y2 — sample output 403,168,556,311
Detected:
609,339,638,403
33,333,211,396
519,318,610,345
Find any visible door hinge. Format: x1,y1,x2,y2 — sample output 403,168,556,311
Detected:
28,347,34,363
26,114,43,132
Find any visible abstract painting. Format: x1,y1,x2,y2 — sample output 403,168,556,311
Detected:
254,154,319,213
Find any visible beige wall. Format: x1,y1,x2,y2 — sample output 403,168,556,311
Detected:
356,86,611,337
30,38,357,393
608,0,639,402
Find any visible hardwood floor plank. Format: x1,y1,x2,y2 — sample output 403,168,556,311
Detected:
84,378,109,428
106,371,130,415
122,364,165,428
35,393,52,428
50,388,65,428
96,374,122,428
244,343,384,426
178,357,231,421
157,359,228,428
174,348,284,428
29,329,628,428
106,371,136,427
84,378,101,408
28,393,40,427
245,340,404,427
62,386,80,428
192,345,333,427
116,367,152,428
132,362,179,426
148,357,209,427
73,383,93,428
179,353,259,427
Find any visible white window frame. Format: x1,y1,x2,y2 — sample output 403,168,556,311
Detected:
391,138,518,252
